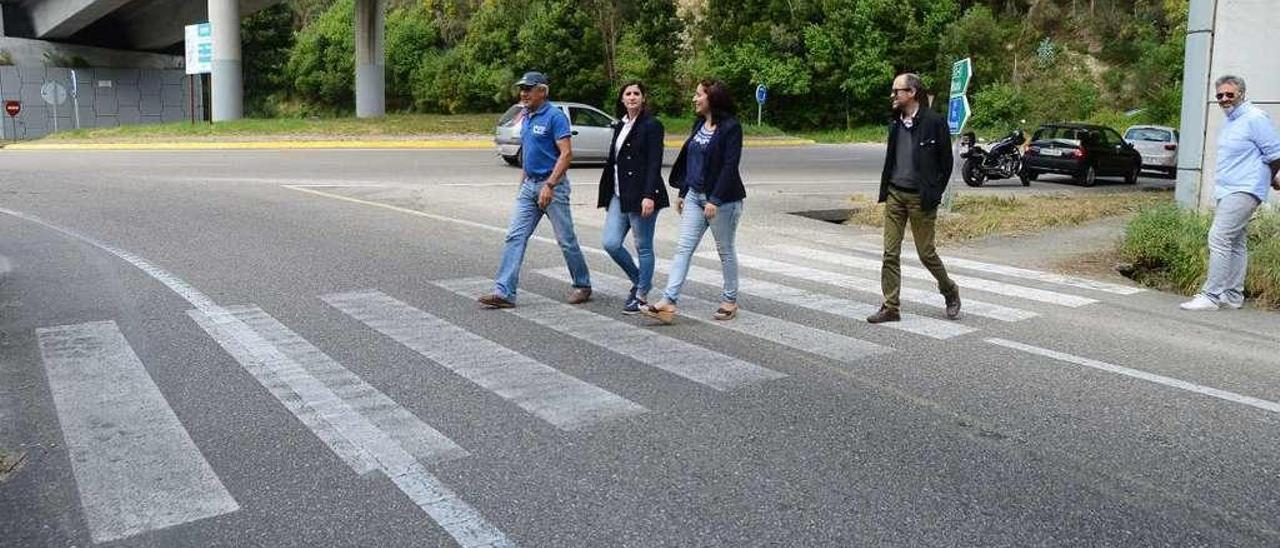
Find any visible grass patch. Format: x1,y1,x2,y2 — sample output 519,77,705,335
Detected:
796,125,889,144
846,191,1172,243
1120,203,1280,308
44,113,504,141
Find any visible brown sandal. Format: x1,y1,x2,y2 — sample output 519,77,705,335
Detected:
641,300,677,325
712,303,738,321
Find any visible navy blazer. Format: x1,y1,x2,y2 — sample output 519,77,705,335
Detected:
668,116,746,206
597,113,670,211
879,107,953,211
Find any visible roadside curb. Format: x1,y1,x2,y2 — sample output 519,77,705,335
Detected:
5,138,816,151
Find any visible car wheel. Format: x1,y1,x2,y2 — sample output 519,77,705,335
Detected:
1125,162,1140,185
962,158,985,187
1019,167,1032,186
1077,165,1096,187
501,154,519,166
1025,170,1039,181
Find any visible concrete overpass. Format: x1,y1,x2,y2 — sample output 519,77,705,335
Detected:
0,0,387,121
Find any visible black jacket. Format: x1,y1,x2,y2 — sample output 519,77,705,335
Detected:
879,107,953,211
668,116,745,206
597,113,670,211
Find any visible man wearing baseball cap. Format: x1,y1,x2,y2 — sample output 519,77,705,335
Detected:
478,71,593,308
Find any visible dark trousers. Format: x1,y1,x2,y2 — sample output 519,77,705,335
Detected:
880,186,958,311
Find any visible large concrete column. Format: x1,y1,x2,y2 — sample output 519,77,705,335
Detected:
354,0,385,118
1176,0,1280,210
209,0,242,122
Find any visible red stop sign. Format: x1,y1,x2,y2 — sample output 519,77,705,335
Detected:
4,101,19,117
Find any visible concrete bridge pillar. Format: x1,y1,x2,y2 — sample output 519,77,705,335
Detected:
209,0,242,122
354,0,385,118
1176,0,1280,209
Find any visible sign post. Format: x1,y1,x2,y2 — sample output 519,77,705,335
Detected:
943,58,973,210
755,84,767,126
40,81,68,133
6,100,21,143
70,70,81,129
185,23,213,124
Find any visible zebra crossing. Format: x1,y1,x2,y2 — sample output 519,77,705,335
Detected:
28,242,1143,545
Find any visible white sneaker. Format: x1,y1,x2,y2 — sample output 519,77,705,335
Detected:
1223,300,1244,310
1179,294,1221,311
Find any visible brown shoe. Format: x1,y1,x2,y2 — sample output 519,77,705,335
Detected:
641,299,677,325
712,302,738,321
866,306,901,324
478,293,515,309
567,287,592,305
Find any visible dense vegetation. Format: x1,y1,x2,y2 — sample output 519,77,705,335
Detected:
243,0,1188,132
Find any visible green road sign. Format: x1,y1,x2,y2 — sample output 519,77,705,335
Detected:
950,58,972,97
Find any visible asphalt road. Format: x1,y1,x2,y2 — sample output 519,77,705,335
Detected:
1,146,1275,547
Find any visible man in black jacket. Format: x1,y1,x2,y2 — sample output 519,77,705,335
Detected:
868,73,961,323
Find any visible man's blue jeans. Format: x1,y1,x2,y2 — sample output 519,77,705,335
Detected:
493,177,591,301
1200,191,1260,306
661,191,743,304
602,196,658,298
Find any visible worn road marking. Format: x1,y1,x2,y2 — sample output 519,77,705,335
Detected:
554,269,889,366
724,253,1038,322
840,240,1143,295
38,320,239,543
437,277,787,390
229,305,468,465
987,338,1280,415
322,289,647,430
768,245,1097,307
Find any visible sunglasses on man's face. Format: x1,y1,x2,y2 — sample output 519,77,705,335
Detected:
1216,92,1238,100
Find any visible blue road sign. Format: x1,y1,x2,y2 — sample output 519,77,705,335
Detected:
948,95,971,135
755,84,767,105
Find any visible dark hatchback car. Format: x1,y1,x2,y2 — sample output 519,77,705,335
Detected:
1022,123,1142,186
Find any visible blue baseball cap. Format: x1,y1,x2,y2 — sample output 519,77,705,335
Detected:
515,71,549,87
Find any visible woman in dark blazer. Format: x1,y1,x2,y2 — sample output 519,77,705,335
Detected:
643,79,745,324
598,81,669,314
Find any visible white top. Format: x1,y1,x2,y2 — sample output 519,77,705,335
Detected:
614,115,635,197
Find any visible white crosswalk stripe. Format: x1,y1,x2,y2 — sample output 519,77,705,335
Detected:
551,269,891,366
321,289,647,431
191,306,512,547
720,252,1038,321
670,263,975,339
766,245,1098,308
37,320,240,544
228,305,468,465
434,277,788,390
838,240,1144,295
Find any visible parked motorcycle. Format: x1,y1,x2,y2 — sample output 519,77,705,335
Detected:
960,130,1029,187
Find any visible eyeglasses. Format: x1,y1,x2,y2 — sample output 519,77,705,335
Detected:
1216,92,1237,100
890,88,912,95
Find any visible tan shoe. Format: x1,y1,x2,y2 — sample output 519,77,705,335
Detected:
641,299,677,325
712,302,738,321
866,306,900,324
567,287,593,305
478,293,515,309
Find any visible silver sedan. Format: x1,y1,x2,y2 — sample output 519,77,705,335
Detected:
1123,125,1179,178
494,102,617,166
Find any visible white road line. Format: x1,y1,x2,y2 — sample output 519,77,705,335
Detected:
724,253,1037,322
986,338,1280,415
191,308,511,547
436,277,787,390
37,320,239,544
840,240,1144,295
0,208,510,547
321,289,647,430
228,305,468,465
552,269,890,366
681,264,975,340
767,245,1098,307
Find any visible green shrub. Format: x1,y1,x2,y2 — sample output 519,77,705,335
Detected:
970,82,1027,129
1121,203,1280,308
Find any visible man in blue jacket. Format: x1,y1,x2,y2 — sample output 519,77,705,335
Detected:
868,73,961,324
478,71,592,308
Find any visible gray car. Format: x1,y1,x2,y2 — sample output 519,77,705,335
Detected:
494,102,617,166
1123,124,1179,178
